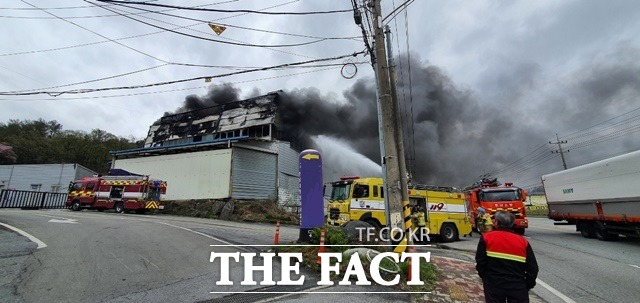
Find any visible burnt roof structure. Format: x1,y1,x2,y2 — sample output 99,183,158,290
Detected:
111,91,285,157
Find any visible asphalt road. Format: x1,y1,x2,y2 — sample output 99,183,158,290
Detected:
438,217,640,303
527,218,640,303
0,209,408,303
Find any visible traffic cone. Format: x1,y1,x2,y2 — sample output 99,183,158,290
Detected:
273,221,280,245
316,229,326,265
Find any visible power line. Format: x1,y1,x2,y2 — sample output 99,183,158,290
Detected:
0,1,301,57
0,51,366,96
560,104,640,140
382,0,414,25
391,0,410,174
0,1,238,19
549,133,569,170
0,66,342,101
567,123,640,150
485,143,549,176
565,112,640,141
0,64,50,86
97,1,362,41
20,0,169,64
403,4,416,175
89,1,331,48
97,0,354,15
351,0,374,60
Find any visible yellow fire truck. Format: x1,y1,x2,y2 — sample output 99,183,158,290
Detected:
325,176,472,242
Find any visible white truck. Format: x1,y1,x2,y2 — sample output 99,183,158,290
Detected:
541,150,640,240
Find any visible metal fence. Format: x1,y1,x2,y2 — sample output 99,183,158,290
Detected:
0,189,68,209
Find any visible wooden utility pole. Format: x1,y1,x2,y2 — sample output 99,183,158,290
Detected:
550,133,569,170
371,0,412,251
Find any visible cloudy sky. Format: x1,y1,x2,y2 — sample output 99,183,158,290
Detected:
2,0,640,188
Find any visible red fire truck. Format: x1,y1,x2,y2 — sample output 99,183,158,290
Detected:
66,174,167,213
465,178,529,235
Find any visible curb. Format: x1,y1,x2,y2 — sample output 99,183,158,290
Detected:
434,243,476,254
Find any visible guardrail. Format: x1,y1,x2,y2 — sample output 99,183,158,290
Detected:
0,189,68,209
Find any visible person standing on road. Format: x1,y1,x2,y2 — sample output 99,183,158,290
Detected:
476,211,539,303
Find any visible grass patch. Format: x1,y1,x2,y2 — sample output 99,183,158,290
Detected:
525,206,549,217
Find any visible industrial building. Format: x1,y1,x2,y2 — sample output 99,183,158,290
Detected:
110,91,301,206
0,163,96,193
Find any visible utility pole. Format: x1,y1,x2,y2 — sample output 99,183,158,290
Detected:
385,25,413,243
549,133,569,170
370,0,412,252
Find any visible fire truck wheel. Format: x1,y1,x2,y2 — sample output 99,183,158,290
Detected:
439,224,458,243
114,202,124,213
71,201,82,211
514,228,525,236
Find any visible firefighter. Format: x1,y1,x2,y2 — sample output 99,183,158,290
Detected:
412,206,427,243
477,207,494,234
476,211,539,302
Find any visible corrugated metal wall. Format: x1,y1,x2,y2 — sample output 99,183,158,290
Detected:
277,141,300,206
113,149,233,200
231,147,277,200
0,164,94,193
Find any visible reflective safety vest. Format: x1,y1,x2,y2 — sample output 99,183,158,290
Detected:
483,230,528,263
412,212,427,227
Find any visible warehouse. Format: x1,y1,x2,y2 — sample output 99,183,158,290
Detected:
110,91,301,206
0,163,96,193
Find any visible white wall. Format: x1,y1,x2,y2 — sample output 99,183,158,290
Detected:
113,149,232,200
0,164,90,193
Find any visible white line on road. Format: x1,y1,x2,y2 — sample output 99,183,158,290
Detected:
110,251,134,272
156,222,249,251
0,222,47,249
138,254,160,270
536,278,576,303
629,264,640,269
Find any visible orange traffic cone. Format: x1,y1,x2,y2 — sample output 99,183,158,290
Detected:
273,221,280,245
316,229,326,265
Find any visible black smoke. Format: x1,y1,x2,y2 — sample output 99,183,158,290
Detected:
162,83,240,118
166,47,640,187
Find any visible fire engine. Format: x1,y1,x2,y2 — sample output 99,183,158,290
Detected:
66,173,167,213
465,178,528,235
325,176,472,242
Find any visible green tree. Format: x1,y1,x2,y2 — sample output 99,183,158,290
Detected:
0,119,141,173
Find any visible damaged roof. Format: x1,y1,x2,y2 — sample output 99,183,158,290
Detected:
145,91,281,147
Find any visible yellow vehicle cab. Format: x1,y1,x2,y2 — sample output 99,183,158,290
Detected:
326,176,472,242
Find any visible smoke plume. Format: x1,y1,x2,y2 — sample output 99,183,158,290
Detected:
167,47,640,188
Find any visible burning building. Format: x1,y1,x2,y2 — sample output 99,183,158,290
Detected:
110,91,301,206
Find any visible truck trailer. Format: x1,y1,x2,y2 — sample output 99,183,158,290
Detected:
542,150,640,240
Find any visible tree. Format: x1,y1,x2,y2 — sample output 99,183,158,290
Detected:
0,119,140,173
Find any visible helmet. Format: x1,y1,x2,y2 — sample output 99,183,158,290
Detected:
477,207,486,214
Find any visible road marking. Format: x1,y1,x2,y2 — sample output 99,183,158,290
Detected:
138,254,160,270
536,278,576,303
0,222,47,249
629,264,640,269
110,251,134,272
156,222,249,251
48,218,79,224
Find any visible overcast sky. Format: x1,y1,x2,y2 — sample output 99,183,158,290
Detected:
2,0,640,187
